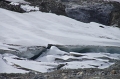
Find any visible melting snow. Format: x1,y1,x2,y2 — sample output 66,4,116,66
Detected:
1,47,120,73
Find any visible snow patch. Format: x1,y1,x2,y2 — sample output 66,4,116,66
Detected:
21,5,39,12
0,8,120,47
6,0,29,4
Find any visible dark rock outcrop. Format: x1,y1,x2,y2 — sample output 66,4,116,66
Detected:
66,3,112,25
65,1,120,27
109,2,120,27
25,0,67,15
0,1,26,13
40,1,66,15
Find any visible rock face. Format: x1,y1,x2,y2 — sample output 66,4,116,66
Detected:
66,3,112,25
65,1,120,27
25,0,67,15
109,2,120,27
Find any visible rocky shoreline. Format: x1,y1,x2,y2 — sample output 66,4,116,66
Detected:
0,60,120,79
0,69,120,79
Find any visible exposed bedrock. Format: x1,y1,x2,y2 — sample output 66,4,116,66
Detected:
65,1,120,27
25,0,67,15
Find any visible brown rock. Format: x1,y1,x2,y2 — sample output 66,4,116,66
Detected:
110,70,117,74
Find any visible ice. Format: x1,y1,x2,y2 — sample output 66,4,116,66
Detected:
46,46,68,55
1,46,119,73
0,7,120,73
0,8,120,47
36,46,120,70
3,54,58,73
0,54,27,73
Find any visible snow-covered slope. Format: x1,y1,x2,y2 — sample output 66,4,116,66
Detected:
0,8,120,73
0,54,27,73
0,8,120,47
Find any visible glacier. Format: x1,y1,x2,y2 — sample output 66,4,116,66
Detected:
0,8,120,47
0,7,120,73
